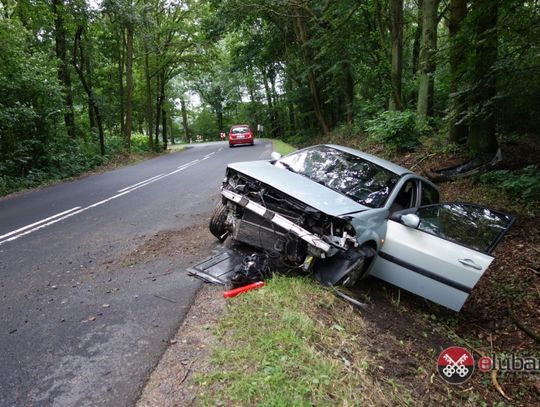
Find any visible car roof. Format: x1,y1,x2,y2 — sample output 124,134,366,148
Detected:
231,124,249,128
324,144,412,176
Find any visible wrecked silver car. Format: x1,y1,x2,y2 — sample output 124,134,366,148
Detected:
210,144,514,311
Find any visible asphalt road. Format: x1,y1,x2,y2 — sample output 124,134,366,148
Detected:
0,140,272,406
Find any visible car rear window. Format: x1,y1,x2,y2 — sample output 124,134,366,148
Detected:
276,146,400,208
231,127,249,134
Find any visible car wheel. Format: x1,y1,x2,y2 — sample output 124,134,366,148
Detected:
340,245,377,288
209,202,229,241
229,144,233,148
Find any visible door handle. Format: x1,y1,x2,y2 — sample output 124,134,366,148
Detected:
458,258,482,270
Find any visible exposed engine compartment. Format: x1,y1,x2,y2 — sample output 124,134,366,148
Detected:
222,169,359,267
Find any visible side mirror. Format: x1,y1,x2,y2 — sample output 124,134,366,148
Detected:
270,151,282,161
401,213,420,229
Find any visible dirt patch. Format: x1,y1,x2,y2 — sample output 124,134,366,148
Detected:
115,217,214,269
136,284,225,407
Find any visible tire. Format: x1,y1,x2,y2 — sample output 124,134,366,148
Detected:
340,245,377,288
229,144,233,148
209,202,229,241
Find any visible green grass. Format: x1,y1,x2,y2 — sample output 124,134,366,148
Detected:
266,139,297,156
195,276,406,407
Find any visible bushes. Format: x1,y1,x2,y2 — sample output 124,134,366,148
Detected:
477,165,540,202
366,110,432,152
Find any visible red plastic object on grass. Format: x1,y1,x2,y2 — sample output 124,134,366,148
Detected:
223,281,265,298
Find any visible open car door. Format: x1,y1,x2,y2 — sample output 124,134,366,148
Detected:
368,203,514,311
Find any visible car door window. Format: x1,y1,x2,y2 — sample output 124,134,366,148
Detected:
390,180,418,213
420,181,439,205
416,204,513,254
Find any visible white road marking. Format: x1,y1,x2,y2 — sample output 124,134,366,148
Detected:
0,207,86,246
0,156,214,246
0,207,82,241
117,173,165,193
177,159,199,169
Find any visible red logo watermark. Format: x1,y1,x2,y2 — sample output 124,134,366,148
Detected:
437,346,475,384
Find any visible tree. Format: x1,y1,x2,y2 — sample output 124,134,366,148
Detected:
447,0,468,143
417,0,439,116
467,0,500,156
51,0,76,139
389,0,404,111
73,24,106,155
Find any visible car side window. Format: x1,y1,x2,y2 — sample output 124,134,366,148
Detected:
416,204,512,253
390,180,418,213
420,181,439,205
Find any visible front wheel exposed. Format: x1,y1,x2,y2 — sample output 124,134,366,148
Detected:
209,202,229,241
341,246,377,287
314,245,376,287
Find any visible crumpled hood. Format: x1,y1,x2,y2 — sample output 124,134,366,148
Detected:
228,160,369,217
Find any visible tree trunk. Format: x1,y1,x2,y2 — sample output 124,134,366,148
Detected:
169,115,174,144
448,0,469,143
73,26,105,155
117,31,125,138
468,0,499,156
343,61,354,124
412,0,423,74
144,49,154,148
52,0,76,139
294,15,330,134
389,0,404,111
155,73,164,148
123,24,134,150
262,68,277,138
161,108,167,150
417,0,439,116
180,98,189,142
216,109,224,134
84,40,96,132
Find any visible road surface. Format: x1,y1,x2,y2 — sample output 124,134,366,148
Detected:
0,141,272,406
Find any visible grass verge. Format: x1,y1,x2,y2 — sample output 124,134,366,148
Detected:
196,276,412,406
266,138,297,155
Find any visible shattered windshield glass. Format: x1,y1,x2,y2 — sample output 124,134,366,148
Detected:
276,146,400,208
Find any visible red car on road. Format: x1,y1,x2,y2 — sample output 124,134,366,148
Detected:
228,125,254,147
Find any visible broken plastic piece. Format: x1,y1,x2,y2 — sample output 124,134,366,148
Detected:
223,281,265,298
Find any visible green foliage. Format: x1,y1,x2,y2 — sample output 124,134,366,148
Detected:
130,134,153,154
477,166,540,202
0,19,64,176
366,110,432,152
0,138,105,196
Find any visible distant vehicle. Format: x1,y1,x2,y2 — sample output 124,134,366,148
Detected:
210,144,514,312
228,125,254,148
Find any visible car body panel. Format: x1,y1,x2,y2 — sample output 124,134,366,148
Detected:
368,220,493,311
228,160,370,217
367,203,514,311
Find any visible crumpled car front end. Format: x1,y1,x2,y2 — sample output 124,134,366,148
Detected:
214,167,372,286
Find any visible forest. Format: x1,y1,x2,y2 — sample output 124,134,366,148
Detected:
0,0,539,195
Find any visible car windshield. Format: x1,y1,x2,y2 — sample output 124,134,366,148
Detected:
232,127,249,134
276,146,400,208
